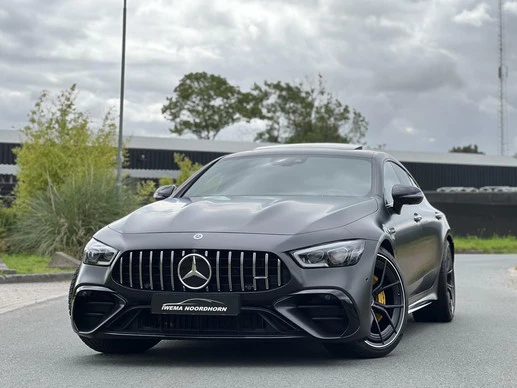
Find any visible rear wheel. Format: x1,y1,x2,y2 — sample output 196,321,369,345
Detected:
413,241,455,322
79,337,160,354
325,248,408,358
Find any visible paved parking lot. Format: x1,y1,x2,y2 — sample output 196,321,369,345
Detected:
1,255,516,388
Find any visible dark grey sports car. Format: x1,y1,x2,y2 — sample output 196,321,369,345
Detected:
69,143,455,358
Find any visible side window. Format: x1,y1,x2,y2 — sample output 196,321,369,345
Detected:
383,162,401,205
392,164,412,186
392,163,420,188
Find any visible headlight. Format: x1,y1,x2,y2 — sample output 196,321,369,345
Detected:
291,240,365,268
83,239,118,266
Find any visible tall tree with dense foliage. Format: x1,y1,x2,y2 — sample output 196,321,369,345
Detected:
162,72,258,140
449,144,484,154
253,75,368,144
14,85,118,205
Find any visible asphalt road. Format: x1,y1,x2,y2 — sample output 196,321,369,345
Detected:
1,254,516,388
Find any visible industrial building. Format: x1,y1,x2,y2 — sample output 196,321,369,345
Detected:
2,129,517,197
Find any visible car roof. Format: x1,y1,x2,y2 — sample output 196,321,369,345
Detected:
224,143,387,160
255,143,364,151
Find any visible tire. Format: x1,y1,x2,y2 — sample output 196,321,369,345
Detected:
325,248,408,358
79,337,160,354
413,241,455,323
68,266,80,316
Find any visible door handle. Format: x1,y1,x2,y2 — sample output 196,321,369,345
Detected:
435,211,443,220
413,213,423,222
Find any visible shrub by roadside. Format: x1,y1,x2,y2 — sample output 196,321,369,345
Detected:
13,85,119,206
135,153,202,205
0,206,16,252
8,171,137,258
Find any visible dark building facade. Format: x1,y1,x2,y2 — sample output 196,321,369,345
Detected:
402,162,517,191
2,130,517,194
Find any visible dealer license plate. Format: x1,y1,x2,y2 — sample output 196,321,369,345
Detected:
151,293,240,316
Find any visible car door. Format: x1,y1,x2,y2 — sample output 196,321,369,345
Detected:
393,163,444,293
383,161,426,297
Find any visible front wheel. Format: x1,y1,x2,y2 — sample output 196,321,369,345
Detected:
325,248,408,358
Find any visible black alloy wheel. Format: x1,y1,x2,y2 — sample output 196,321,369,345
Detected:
365,253,406,346
326,248,408,358
445,247,455,317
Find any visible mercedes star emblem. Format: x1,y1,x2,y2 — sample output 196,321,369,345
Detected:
177,253,212,290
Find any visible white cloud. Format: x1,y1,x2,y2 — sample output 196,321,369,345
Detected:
505,2,517,15
403,126,417,134
478,96,499,116
0,0,515,154
453,3,493,27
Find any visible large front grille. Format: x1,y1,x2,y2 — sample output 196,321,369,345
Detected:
111,249,290,292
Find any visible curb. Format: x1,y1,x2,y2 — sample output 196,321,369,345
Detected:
0,272,75,284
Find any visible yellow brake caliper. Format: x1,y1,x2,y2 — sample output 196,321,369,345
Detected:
373,275,386,322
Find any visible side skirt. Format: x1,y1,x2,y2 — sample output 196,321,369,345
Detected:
408,292,437,314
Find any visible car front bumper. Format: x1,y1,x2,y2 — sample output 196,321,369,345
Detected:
70,233,378,343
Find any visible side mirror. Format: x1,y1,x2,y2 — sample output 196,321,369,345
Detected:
392,184,424,214
153,185,176,201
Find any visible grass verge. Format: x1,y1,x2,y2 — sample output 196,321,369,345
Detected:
455,236,517,254
0,254,72,274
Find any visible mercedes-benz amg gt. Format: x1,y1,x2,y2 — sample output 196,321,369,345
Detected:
69,143,455,358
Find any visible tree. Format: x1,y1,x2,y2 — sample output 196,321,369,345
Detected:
162,72,257,140
253,75,368,144
449,144,484,154
14,85,118,205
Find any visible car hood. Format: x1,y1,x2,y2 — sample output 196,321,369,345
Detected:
108,196,378,235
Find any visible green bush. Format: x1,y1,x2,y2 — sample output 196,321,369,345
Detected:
9,172,137,258
135,154,202,205
159,176,174,186
14,85,118,206
174,153,203,186
136,180,158,205
0,206,16,252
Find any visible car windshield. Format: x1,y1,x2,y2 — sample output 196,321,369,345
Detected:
183,155,372,197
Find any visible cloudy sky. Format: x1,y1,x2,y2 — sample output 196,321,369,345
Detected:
1,0,516,154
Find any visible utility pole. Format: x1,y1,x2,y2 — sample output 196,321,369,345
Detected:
498,0,508,156
116,0,127,189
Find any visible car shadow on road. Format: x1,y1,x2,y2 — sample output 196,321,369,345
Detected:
69,320,439,368
73,338,345,367
403,316,447,338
